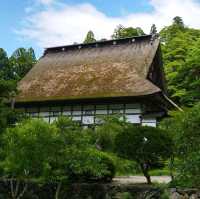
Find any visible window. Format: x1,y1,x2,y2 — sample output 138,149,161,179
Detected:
142,118,157,127
125,115,141,123
125,109,141,114
109,109,123,114
96,109,107,115
82,116,94,124
83,105,94,115
72,116,82,122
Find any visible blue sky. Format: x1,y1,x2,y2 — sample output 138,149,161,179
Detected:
59,0,153,16
0,1,40,56
1,0,200,57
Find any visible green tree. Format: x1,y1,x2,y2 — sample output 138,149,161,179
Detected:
64,147,115,182
173,16,185,29
175,39,200,105
0,48,9,73
150,24,157,35
53,116,92,147
83,30,96,43
9,48,36,80
2,119,63,199
161,103,200,187
115,126,173,184
53,117,116,184
0,79,18,133
112,25,145,39
0,48,15,81
160,16,200,106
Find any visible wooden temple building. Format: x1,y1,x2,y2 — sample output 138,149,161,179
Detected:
15,35,178,127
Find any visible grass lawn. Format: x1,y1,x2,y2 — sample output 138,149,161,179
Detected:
149,168,170,176
116,160,171,176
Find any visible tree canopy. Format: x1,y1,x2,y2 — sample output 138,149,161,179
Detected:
109,17,200,107
160,16,200,106
0,48,36,81
115,125,173,184
112,25,145,39
161,103,200,187
150,24,157,35
8,48,36,81
83,30,96,44
0,49,9,73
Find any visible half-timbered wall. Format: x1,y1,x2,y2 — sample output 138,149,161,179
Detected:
19,103,157,127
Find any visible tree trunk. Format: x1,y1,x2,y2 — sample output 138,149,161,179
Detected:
55,182,62,199
140,163,152,184
10,179,17,199
9,179,28,199
169,155,175,181
17,183,28,199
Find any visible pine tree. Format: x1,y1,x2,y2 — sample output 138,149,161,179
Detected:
173,16,184,28
83,31,96,44
150,24,157,35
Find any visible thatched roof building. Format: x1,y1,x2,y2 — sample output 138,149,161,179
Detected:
15,35,178,126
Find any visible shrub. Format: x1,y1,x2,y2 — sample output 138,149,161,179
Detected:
66,148,116,182
53,117,116,182
53,116,93,148
107,153,139,176
94,115,125,151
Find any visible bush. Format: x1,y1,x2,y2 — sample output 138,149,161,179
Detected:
108,153,139,176
53,116,93,147
94,116,125,152
66,148,116,182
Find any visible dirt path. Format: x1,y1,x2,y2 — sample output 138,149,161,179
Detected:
113,176,171,184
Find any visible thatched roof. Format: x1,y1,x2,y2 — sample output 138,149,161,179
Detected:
16,35,163,103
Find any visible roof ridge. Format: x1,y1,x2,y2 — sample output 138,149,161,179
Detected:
44,34,158,55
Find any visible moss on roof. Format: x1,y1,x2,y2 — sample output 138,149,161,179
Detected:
16,35,161,103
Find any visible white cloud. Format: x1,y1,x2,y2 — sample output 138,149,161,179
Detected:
38,0,54,5
18,0,200,48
